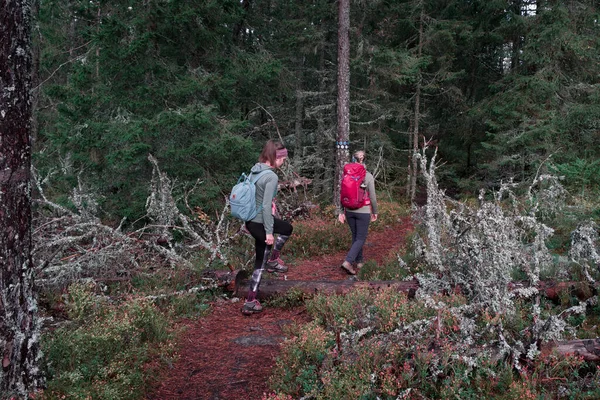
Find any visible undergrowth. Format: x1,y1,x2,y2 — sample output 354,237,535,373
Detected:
41,283,174,400
39,267,215,399
264,151,600,399
266,289,600,400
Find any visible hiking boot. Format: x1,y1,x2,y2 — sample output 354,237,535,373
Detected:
341,261,356,275
241,300,263,315
266,258,288,273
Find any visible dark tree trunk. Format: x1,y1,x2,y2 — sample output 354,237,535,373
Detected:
408,5,425,203
334,0,351,209
294,86,305,160
233,0,252,41
0,0,42,396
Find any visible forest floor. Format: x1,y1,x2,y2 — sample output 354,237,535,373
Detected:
147,217,413,400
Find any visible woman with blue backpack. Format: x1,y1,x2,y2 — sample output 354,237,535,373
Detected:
241,140,293,315
338,150,378,275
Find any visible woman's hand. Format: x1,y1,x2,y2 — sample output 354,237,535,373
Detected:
371,213,378,222
265,234,275,245
338,213,346,224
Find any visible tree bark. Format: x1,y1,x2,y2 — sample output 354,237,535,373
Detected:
334,0,351,209
408,4,424,203
294,86,305,160
0,0,42,396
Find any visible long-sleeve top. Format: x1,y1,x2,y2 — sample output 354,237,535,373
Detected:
249,163,278,234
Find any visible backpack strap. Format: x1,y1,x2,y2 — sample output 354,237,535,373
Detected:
249,169,273,184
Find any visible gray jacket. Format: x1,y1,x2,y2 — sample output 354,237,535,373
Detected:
249,163,278,234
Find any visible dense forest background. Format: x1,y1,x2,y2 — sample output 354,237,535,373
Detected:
34,0,600,222
4,1,596,398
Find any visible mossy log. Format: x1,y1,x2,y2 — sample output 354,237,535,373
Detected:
233,273,420,299
227,270,596,302
542,338,600,362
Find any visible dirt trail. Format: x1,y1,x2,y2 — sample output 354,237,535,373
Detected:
148,218,412,400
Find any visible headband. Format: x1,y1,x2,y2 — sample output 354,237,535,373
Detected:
276,148,288,159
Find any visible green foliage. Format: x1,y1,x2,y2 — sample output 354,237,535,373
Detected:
552,158,600,197
269,321,333,397
473,1,600,186
35,0,600,222
306,288,375,333
358,259,411,281
284,215,349,259
271,288,600,399
64,282,106,321
35,0,286,222
41,259,218,399
42,293,173,400
168,293,212,318
268,288,309,310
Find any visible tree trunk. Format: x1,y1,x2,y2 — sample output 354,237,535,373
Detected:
0,0,42,396
334,0,351,209
316,37,334,198
294,86,305,160
408,4,425,203
233,276,600,363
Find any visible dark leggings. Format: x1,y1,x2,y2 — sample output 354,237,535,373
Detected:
345,211,371,263
245,218,293,301
246,218,293,270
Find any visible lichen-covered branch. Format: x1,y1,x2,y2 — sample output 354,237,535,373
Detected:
411,143,599,371
33,155,246,288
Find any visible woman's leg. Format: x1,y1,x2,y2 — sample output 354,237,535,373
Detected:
269,218,293,259
344,211,358,263
266,218,293,271
244,221,272,303
344,212,370,263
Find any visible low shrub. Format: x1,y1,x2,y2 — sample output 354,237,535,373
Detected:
41,287,175,400
270,288,600,399
269,321,334,398
285,217,348,259
267,288,310,309
358,258,412,281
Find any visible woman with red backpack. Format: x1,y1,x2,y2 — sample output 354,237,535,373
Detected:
241,140,293,315
338,150,378,275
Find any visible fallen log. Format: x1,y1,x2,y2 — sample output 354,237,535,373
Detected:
233,271,419,300
542,338,600,362
232,272,596,302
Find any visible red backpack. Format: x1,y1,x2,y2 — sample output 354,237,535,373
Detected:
340,163,370,209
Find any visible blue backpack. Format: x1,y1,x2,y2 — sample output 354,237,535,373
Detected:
229,170,271,221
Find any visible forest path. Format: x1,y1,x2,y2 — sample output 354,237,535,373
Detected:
148,217,413,400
